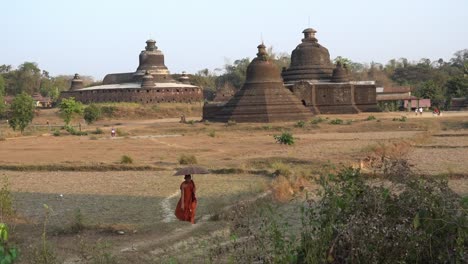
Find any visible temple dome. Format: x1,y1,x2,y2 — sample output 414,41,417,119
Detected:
135,39,173,82
141,71,156,88
282,28,334,82
245,43,283,84
70,73,84,90
331,62,350,82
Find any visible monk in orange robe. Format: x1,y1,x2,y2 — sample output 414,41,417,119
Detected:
175,174,197,224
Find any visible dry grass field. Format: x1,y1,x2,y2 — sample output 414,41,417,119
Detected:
0,107,467,262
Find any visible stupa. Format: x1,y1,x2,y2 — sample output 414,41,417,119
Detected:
61,40,203,104
203,44,313,122
282,28,378,114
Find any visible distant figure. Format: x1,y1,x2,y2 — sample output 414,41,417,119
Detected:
111,128,116,137
415,108,418,116
180,114,186,123
419,107,423,116
175,174,197,224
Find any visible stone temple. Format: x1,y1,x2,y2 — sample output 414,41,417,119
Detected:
203,43,313,122
61,40,203,104
282,28,378,114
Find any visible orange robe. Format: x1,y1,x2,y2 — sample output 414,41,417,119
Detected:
175,180,197,224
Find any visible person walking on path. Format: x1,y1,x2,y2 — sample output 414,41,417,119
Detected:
175,174,197,224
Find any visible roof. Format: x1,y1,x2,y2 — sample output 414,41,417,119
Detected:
77,82,198,91
381,86,412,93
377,94,413,101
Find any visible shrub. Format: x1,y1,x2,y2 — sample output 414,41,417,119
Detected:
295,120,306,128
92,128,103,134
208,130,216,137
0,176,14,217
69,208,85,234
393,116,408,122
120,155,133,164
226,120,237,126
0,223,18,263
52,130,60,137
100,105,117,117
64,125,87,136
329,118,343,125
310,117,325,124
116,128,128,137
298,167,467,263
274,132,295,145
366,115,376,121
83,104,101,125
270,162,292,177
178,154,198,165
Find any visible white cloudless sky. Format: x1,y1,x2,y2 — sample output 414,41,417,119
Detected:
1,0,467,80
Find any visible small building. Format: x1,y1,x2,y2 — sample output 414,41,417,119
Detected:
32,93,53,108
376,86,430,111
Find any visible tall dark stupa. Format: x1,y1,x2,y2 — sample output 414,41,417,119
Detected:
203,44,313,122
282,28,379,114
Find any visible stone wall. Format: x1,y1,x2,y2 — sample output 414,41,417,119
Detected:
288,81,378,114
61,87,203,104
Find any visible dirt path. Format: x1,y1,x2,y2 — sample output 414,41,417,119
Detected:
161,191,179,223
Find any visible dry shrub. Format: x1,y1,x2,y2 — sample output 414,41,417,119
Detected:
271,162,292,177
271,175,311,202
178,154,198,165
271,176,294,202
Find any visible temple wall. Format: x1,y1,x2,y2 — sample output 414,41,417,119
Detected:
61,87,203,104
289,82,378,114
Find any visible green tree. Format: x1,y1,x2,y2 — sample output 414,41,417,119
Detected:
0,75,5,116
9,92,35,133
14,62,41,95
59,97,83,125
216,58,251,90
445,76,468,98
414,80,445,107
83,104,101,124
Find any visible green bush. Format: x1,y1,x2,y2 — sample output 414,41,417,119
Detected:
329,118,343,125
274,132,295,145
100,105,117,117
0,176,14,217
120,155,133,164
393,116,408,122
0,223,19,263
366,115,376,121
298,167,467,263
294,120,306,128
64,125,88,136
52,130,60,137
178,154,198,165
310,117,325,124
92,128,103,134
84,104,101,124
208,130,216,137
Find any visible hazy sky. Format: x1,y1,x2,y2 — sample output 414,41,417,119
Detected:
2,0,467,80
